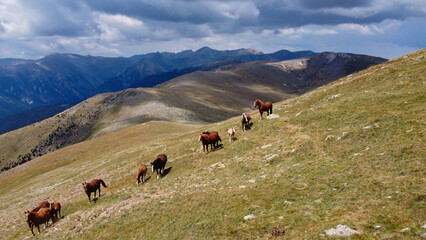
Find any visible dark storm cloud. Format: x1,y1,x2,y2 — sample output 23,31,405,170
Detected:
85,0,225,24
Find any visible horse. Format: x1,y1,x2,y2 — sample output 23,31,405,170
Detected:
82,179,107,203
241,112,251,131
25,208,52,236
200,131,221,149
50,202,61,220
151,154,167,179
228,128,236,142
136,163,147,185
199,132,221,153
253,99,273,119
32,201,50,213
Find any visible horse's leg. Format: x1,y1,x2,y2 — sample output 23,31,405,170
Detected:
37,224,41,233
99,187,101,197
157,169,160,179
31,224,35,236
87,192,91,202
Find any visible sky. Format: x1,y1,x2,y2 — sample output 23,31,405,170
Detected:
0,0,425,59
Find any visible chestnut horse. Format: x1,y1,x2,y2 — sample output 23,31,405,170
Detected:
136,163,147,185
25,208,52,236
82,179,107,202
199,131,221,153
50,202,62,220
32,201,50,213
241,112,251,131
253,99,273,119
151,154,167,179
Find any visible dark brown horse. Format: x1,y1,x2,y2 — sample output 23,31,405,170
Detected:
82,179,107,202
151,154,167,179
241,112,252,131
32,201,50,213
25,208,52,236
136,163,147,185
253,99,273,119
199,131,221,153
50,202,62,220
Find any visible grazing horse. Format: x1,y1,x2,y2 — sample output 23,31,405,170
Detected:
241,112,251,131
199,132,221,153
82,179,107,203
200,131,221,149
228,128,236,142
151,154,167,179
253,99,273,119
50,202,62,220
136,163,147,185
32,201,50,213
25,208,52,236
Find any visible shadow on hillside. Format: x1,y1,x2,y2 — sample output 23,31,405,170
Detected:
162,167,173,177
142,176,151,183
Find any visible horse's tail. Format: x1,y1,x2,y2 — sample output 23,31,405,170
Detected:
99,179,107,188
217,136,222,142
270,104,273,114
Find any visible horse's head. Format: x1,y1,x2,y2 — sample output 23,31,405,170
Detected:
253,99,259,108
25,211,32,227
82,182,87,192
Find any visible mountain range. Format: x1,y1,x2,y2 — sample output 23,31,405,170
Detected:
0,47,316,133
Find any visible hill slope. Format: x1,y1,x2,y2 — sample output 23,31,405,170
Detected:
0,49,423,239
0,52,385,171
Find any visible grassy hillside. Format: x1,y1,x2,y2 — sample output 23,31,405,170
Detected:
0,49,424,239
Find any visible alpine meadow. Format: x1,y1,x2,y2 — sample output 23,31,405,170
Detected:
0,48,424,239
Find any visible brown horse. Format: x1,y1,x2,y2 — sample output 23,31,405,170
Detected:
25,208,52,236
82,179,107,202
136,163,147,185
50,202,62,220
32,201,50,213
199,131,221,153
253,99,273,119
151,154,167,179
241,112,252,131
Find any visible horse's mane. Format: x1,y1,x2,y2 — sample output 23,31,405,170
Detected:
255,99,264,105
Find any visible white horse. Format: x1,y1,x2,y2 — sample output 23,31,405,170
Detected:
227,128,236,142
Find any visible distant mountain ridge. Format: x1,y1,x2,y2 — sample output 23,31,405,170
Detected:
0,47,316,133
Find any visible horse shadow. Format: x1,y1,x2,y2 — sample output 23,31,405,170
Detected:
213,144,224,151
144,176,151,182
245,122,254,130
162,167,173,177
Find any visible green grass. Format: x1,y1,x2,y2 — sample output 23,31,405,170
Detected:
0,49,425,239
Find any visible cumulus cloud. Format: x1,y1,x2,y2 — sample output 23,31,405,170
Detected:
0,0,424,59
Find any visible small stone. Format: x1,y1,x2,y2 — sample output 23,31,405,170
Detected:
278,216,283,219
261,144,272,149
160,200,166,203
239,185,246,189
267,114,279,119
248,179,256,183
375,225,381,228
401,228,410,232
325,225,360,236
244,214,256,220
